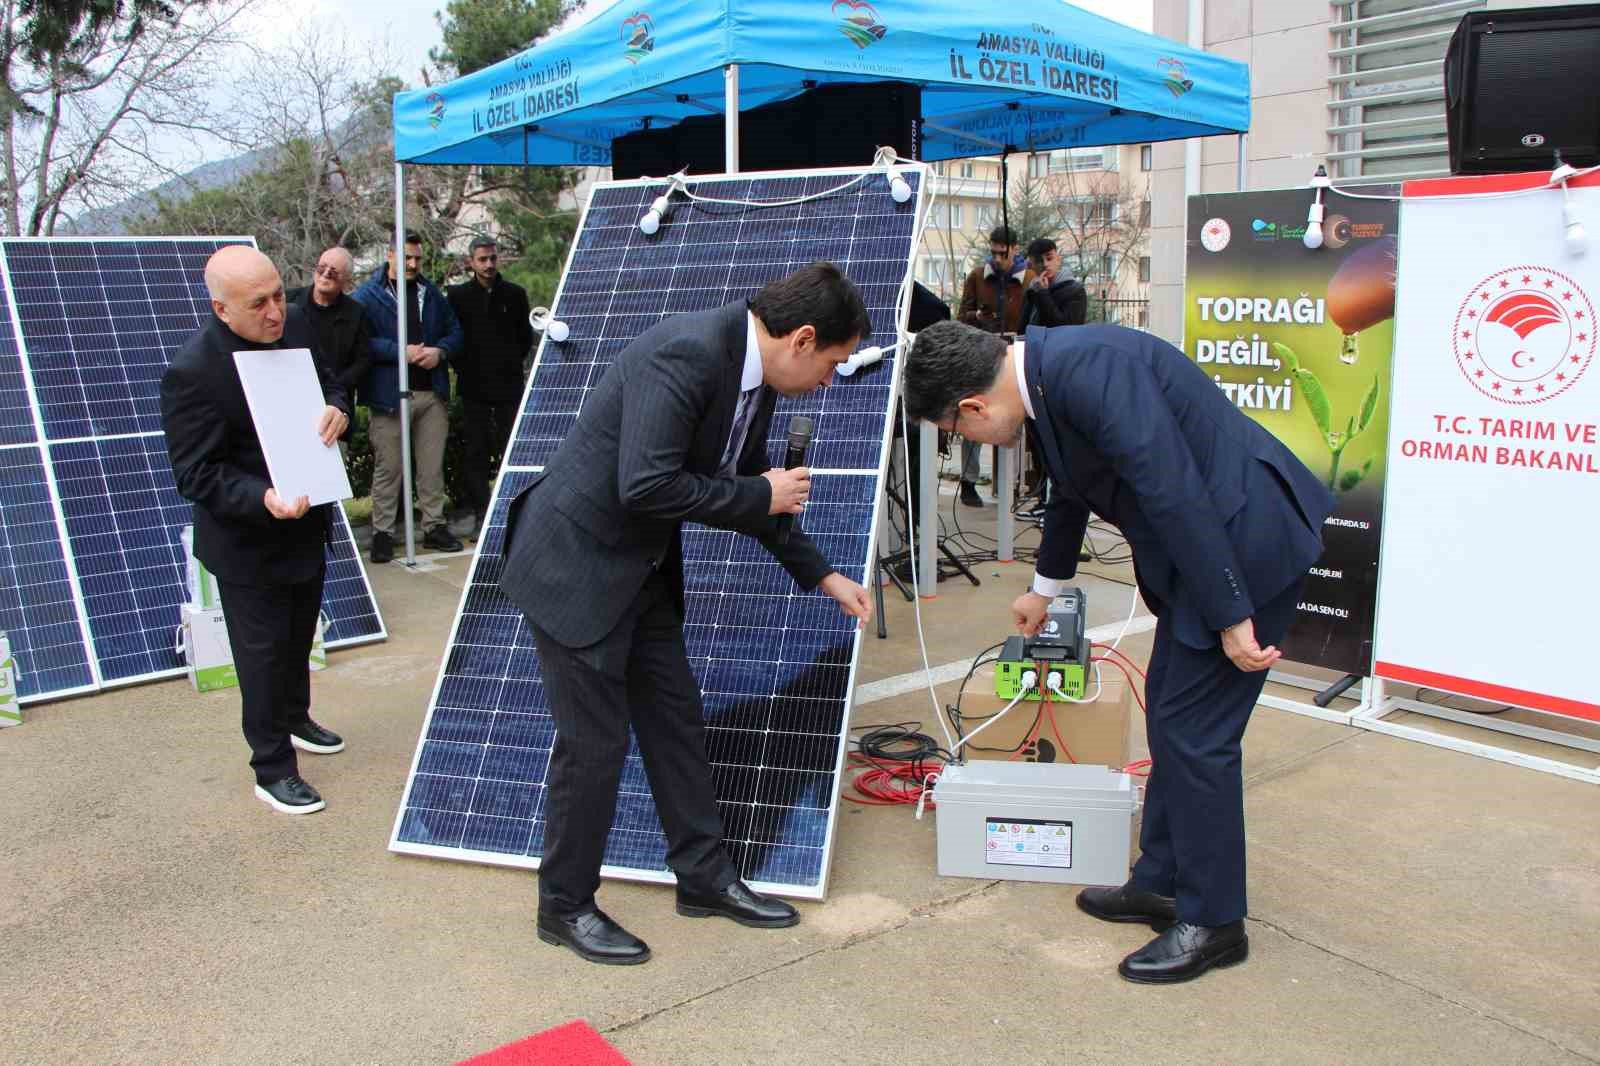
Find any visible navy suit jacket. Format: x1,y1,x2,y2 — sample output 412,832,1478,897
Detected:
500,301,835,648
1024,324,1334,649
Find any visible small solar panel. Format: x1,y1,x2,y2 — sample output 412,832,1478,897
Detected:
0,279,36,448
4,238,233,441
393,165,923,896
0,445,95,700
0,237,386,700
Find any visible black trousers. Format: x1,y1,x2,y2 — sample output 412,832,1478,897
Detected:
217,568,325,785
461,395,520,516
1130,578,1304,926
528,571,737,916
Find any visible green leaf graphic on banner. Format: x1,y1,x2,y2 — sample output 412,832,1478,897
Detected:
1297,369,1332,440
1272,342,1300,373
1357,373,1380,435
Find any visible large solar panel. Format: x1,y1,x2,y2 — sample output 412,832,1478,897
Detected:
0,238,385,701
392,165,924,897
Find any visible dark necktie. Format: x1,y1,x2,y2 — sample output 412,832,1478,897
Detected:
718,386,762,476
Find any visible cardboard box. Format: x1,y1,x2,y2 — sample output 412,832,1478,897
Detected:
179,604,237,692
956,666,1136,769
180,525,223,609
308,612,328,672
0,630,20,727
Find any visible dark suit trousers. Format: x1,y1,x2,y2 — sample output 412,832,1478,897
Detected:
528,570,738,916
461,396,520,516
217,569,325,785
1130,578,1304,926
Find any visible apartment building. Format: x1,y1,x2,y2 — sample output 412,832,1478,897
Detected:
915,144,1155,324
1147,0,1569,344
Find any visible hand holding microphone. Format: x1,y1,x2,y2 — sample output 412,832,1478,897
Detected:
769,416,814,543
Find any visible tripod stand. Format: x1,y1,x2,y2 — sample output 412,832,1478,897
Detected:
872,422,980,638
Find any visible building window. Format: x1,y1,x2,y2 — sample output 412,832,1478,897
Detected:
949,203,963,228
1028,153,1049,179
1138,256,1152,283
931,161,944,175
1140,200,1152,227
1138,307,1150,328
960,161,974,178
1140,144,1153,171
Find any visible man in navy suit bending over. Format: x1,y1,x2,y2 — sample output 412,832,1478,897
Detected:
903,320,1334,984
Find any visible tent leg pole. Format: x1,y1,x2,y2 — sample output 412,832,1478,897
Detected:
724,63,739,173
1237,133,1247,191
394,162,417,567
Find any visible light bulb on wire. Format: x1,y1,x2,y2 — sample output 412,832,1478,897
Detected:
1304,164,1331,250
886,167,911,203
639,191,673,235
1553,161,1589,258
528,307,569,343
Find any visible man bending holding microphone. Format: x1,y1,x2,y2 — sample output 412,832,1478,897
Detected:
500,262,874,965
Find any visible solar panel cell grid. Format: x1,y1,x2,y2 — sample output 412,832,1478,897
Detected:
393,165,923,895
0,445,95,698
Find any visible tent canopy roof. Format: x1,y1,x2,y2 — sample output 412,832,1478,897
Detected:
395,0,1249,166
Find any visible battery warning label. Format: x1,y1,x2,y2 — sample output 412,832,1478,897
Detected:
984,817,1072,869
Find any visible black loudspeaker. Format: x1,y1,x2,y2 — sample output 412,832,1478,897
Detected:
1445,5,1600,175
611,81,920,179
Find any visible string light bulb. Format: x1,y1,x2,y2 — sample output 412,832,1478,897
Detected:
1305,165,1331,250
528,307,569,343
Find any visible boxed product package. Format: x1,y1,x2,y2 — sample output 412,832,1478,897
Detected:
179,604,237,692
180,525,223,609
308,613,329,672
0,630,20,726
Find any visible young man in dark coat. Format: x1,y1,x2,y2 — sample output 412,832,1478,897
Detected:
446,237,533,537
160,246,351,815
904,320,1334,984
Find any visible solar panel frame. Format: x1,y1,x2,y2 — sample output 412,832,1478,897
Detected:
390,163,928,898
0,237,387,701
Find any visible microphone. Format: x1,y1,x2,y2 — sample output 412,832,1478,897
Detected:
775,414,813,546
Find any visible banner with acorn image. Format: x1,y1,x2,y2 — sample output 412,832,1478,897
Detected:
1185,188,1399,677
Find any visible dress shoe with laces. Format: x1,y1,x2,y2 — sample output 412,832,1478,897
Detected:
290,720,344,754
1076,880,1178,931
254,774,325,814
1118,920,1248,984
958,480,984,507
536,909,651,965
422,525,463,553
676,880,799,928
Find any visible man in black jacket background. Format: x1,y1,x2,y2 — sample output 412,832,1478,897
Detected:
1019,238,1089,329
160,246,351,815
287,246,371,459
447,237,533,537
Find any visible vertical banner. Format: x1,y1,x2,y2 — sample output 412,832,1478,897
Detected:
1184,189,1399,676
1374,174,1600,723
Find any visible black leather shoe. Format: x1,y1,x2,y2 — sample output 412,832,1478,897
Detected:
254,775,325,814
369,530,394,564
958,480,984,507
1076,881,1178,931
422,525,463,552
1118,921,1249,984
290,720,344,754
536,909,651,965
676,880,799,928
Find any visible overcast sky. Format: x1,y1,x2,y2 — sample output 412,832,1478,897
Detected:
252,0,1154,88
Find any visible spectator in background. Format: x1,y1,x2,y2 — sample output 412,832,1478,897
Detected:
955,226,1033,507
1019,238,1089,329
353,231,465,564
287,247,371,460
447,237,533,539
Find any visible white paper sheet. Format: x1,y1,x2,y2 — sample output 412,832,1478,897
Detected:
232,347,352,507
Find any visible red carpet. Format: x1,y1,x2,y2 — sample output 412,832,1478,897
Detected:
458,1021,631,1066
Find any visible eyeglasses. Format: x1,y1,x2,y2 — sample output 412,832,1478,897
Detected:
313,264,344,280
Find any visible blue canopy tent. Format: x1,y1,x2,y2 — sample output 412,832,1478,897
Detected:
379,0,1250,564
393,0,1249,167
